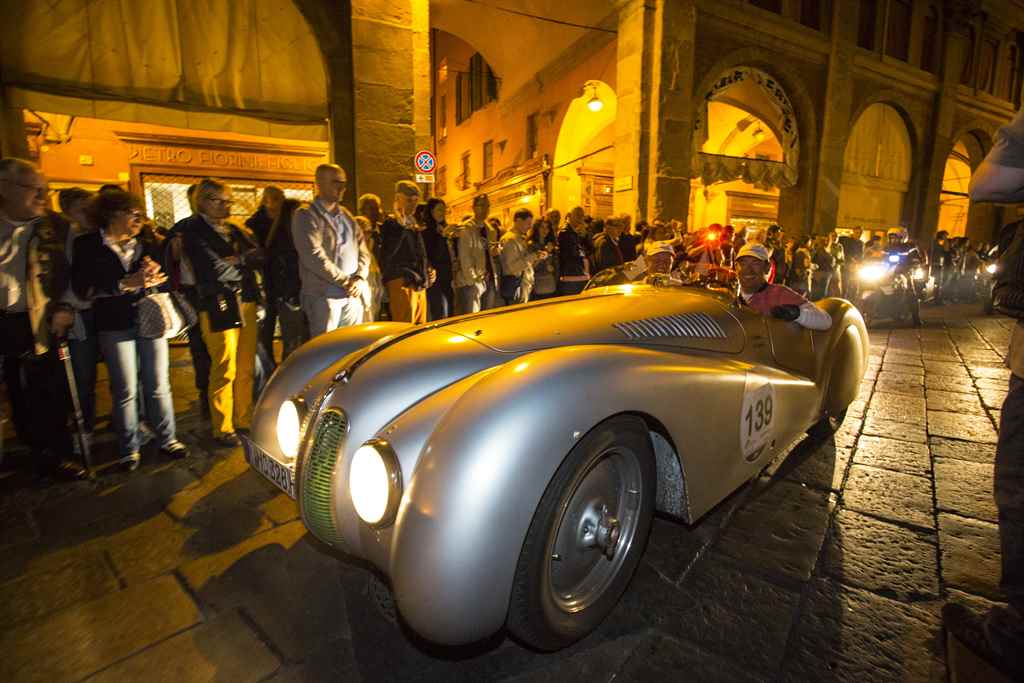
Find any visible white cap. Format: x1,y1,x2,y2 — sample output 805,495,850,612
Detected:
736,242,770,262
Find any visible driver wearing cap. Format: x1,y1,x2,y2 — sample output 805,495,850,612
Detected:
735,243,832,330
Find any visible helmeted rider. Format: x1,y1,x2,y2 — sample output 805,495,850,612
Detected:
883,226,923,266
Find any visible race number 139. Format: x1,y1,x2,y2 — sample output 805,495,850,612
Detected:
740,381,775,460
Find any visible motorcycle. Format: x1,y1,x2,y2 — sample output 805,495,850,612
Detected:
977,252,998,315
855,252,927,327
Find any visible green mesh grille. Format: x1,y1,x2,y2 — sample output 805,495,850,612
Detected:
300,409,348,547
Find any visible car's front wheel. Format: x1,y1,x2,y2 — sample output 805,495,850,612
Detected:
506,415,656,651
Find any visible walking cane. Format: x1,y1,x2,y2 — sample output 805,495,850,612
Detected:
57,339,94,478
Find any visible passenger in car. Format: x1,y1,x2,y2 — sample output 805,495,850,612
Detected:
735,243,832,331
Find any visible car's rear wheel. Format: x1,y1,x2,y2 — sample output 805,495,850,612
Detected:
506,415,656,651
807,407,848,440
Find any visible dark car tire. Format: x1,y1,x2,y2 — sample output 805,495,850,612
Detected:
807,408,849,441
506,415,656,651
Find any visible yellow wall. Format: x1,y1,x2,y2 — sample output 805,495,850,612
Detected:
433,30,617,219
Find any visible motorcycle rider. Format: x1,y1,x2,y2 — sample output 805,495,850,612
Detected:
881,226,924,327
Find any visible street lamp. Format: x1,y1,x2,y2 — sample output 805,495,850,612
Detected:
585,81,604,112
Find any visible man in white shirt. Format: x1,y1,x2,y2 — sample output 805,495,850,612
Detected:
292,164,369,336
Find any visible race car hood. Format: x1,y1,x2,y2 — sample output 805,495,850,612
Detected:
440,285,745,354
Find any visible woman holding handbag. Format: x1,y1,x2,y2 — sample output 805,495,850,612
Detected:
71,190,187,470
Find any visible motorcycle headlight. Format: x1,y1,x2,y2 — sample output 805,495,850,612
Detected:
350,440,402,527
986,263,998,275
913,267,926,281
858,264,887,283
276,399,304,460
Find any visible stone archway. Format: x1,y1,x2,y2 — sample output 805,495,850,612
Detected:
938,127,999,244
688,65,801,235
691,50,818,235
551,80,617,216
837,102,915,234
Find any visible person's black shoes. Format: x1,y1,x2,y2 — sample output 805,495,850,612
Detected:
213,433,241,448
943,602,1024,681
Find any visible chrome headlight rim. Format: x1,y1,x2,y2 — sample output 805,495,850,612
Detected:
277,397,307,460
349,439,403,528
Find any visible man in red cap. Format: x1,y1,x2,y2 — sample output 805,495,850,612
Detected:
735,242,832,330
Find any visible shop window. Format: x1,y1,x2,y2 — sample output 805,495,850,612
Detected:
920,7,939,73
459,152,471,190
749,0,781,13
857,0,877,50
978,38,998,93
884,0,911,61
482,140,494,179
436,166,447,197
799,0,822,30
526,113,539,160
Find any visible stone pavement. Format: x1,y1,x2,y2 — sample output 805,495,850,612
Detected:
0,304,1015,682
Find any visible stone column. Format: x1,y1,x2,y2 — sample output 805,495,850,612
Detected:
809,1,860,236
643,0,697,223
349,0,422,204
915,5,979,245
612,0,653,219
613,0,696,223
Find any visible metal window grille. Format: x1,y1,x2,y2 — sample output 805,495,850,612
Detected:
140,173,314,231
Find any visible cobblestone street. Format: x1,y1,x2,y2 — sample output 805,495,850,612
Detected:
0,304,1015,682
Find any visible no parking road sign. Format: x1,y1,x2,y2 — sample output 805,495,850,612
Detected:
414,150,436,173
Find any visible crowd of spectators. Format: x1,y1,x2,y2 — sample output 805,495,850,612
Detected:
0,155,1003,480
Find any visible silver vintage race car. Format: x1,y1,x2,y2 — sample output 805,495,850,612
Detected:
243,281,868,650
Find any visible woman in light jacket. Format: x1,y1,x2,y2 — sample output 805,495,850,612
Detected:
72,190,186,470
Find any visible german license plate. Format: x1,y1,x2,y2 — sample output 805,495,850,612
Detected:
243,436,295,499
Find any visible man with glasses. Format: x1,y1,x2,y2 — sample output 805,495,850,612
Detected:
181,178,262,448
0,158,79,478
292,164,368,335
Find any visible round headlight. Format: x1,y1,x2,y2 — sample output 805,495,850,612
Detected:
350,440,402,527
277,400,303,460
913,267,926,281
858,264,887,283
986,263,998,275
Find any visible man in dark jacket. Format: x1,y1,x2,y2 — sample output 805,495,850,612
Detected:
380,180,432,323
557,206,590,295
592,216,626,274
246,186,284,356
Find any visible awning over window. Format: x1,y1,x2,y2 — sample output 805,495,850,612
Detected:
1,0,329,141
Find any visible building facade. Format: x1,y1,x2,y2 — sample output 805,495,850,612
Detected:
1,0,1021,245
